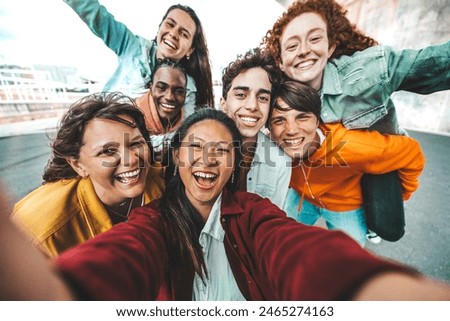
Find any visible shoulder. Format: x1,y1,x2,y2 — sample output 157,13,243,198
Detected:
11,179,83,239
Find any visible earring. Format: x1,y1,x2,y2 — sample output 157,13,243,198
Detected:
186,54,190,60
173,165,178,176
231,171,235,184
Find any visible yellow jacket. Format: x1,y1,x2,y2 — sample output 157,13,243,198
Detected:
11,166,164,257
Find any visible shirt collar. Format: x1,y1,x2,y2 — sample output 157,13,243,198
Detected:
200,193,224,241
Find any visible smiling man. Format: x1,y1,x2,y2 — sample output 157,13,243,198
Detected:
136,59,187,163
268,79,425,246
220,49,291,209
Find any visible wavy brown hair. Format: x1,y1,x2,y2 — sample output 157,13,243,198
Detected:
262,0,378,63
43,92,150,183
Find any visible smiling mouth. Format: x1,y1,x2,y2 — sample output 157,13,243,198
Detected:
284,138,304,147
163,39,177,50
193,171,218,188
239,116,259,126
160,102,176,110
294,59,315,70
114,168,141,184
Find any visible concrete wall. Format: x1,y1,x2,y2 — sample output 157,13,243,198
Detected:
338,0,450,133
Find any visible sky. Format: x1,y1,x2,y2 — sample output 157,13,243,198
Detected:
0,0,286,83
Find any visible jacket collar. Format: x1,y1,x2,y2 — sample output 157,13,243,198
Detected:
321,62,342,96
220,189,244,217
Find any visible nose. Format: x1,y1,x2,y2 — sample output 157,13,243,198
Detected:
297,41,310,56
285,119,298,135
244,95,258,111
163,89,175,102
123,147,140,168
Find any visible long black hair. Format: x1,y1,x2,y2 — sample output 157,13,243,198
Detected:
159,108,242,279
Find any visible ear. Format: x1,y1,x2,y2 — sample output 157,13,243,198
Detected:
328,43,337,59
279,61,285,72
219,97,227,113
172,149,180,166
66,157,87,177
186,47,195,60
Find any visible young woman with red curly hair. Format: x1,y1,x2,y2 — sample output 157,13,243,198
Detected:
263,0,449,244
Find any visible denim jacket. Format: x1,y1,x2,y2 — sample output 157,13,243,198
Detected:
64,0,197,116
321,41,450,134
246,131,292,209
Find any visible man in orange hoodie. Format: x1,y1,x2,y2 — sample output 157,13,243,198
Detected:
268,80,425,246
136,59,187,163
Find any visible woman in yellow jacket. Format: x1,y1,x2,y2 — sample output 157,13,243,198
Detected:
268,80,425,246
11,92,164,257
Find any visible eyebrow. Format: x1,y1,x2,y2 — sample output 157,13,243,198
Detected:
283,27,326,43
232,86,271,96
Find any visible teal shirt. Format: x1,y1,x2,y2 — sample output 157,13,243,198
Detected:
321,42,450,134
64,0,197,116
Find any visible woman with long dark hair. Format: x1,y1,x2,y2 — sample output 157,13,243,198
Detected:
63,0,214,114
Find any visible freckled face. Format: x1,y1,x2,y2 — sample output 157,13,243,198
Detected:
156,9,196,62
70,116,150,207
279,12,335,90
269,98,320,159
175,120,234,216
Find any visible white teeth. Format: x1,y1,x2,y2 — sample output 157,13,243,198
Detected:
285,138,303,146
297,60,314,69
161,103,176,109
163,39,176,49
240,116,257,123
116,168,140,178
193,172,217,178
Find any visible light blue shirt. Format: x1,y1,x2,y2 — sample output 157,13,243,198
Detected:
246,131,292,209
192,193,246,301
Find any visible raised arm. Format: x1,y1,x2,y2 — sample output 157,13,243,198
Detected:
63,0,140,55
246,196,450,300
385,41,450,94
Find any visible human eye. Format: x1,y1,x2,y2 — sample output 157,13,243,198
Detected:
175,87,186,96
234,90,246,99
98,146,117,157
258,95,270,103
270,118,285,126
130,139,146,149
309,34,324,43
285,42,298,52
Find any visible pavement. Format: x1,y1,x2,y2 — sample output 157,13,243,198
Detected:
0,121,449,283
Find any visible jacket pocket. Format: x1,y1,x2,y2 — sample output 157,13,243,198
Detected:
343,104,388,129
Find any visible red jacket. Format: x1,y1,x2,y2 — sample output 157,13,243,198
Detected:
56,191,411,300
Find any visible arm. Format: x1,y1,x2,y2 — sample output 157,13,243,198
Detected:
384,41,450,94
0,186,73,300
55,205,168,300
247,197,450,300
353,272,450,300
63,0,140,56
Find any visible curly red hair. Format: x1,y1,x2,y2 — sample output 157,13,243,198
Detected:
262,0,378,63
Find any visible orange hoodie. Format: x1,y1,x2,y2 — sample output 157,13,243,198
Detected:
290,123,425,212
135,91,183,135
